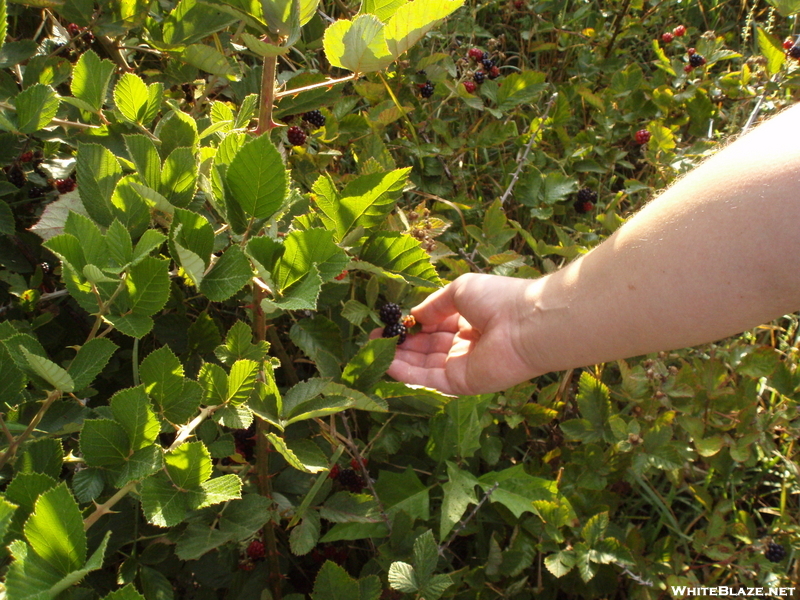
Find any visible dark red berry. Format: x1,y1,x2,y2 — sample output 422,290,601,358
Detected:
673,25,686,37
689,53,706,67
574,200,594,214
419,81,435,98
383,322,407,344
19,151,33,163
468,48,484,61
687,47,696,55
350,457,367,470
513,0,524,8
287,126,307,146
379,302,402,324
784,38,794,50
302,109,326,129
67,23,81,36
661,32,674,43
55,178,77,194
6,165,26,188
683,64,694,73
635,129,651,145
329,464,341,479
764,542,786,563
247,539,266,560
487,66,501,79
28,186,49,199
334,270,347,281
473,71,485,84
337,468,365,493
463,80,477,94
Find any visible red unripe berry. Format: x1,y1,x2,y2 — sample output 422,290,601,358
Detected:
635,129,651,145
687,47,696,55
513,0,524,8
55,178,77,194
350,457,368,470
67,23,81,36
661,32,674,43
784,38,794,50
19,151,33,163
684,64,694,73
463,80,477,93
673,25,686,37
468,48,484,61
328,464,340,479
247,539,266,560
334,270,347,281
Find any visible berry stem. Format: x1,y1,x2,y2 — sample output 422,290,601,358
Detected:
256,51,280,134
83,480,138,530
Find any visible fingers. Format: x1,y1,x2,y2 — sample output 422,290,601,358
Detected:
411,280,461,326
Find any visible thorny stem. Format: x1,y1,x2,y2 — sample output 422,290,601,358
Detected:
83,481,138,530
0,415,14,445
0,390,61,471
499,93,557,205
86,275,127,342
167,405,221,452
274,73,358,99
256,52,280,135
438,482,499,556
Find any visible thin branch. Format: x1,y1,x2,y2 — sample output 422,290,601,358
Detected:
274,73,358,99
438,482,499,556
256,54,279,134
499,92,557,205
83,481,137,530
167,405,220,452
0,414,15,444
0,390,61,471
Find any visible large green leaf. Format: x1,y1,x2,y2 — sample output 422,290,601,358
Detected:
767,0,800,16
311,561,360,600
757,27,786,75
199,245,252,301
341,337,395,393
289,315,343,379
356,232,440,287
110,386,160,450
478,465,558,519
161,147,198,208
215,320,269,365
66,338,117,391
0,343,26,402
494,71,547,111
226,133,287,219
323,15,393,74
384,0,464,58
24,483,86,575
165,441,212,489
439,462,479,540
71,50,115,112
273,228,348,290
227,359,259,405
162,0,239,45
77,143,123,227
426,395,489,462
80,419,130,467
359,0,407,21
15,83,60,133
114,73,150,124
125,256,170,317
182,44,240,80
125,134,162,190
20,347,74,392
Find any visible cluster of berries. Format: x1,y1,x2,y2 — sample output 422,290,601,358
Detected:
661,24,686,43
329,458,368,493
380,302,409,344
463,47,500,93
66,22,95,45
784,37,800,60
573,188,597,214
685,48,706,72
418,79,435,99
286,110,327,146
764,542,786,563
5,150,78,197
238,538,266,571
635,129,651,145
408,206,437,252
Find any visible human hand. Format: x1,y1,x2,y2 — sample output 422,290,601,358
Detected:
371,273,542,396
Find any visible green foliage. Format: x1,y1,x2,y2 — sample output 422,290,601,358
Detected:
0,0,797,598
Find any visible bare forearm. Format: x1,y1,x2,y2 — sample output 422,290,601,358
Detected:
525,104,800,374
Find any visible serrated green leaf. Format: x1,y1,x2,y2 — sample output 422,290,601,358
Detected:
226,133,287,219
767,0,800,16
290,510,320,556
71,50,115,112
24,483,85,575
72,468,105,504
125,134,162,190
384,0,464,58
274,228,349,290
359,0,407,21
157,110,198,158
215,320,270,365
17,438,63,480
67,338,117,391
264,264,322,313
165,441,212,489
290,316,343,379
169,207,214,270
312,560,361,599
140,345,184,406
106,219,133,269
412,530,439,586
199,245,252,301
77,142,123,227
757,27,786,75
80,419,130,467
358,232,440,287
323,15,393,74
20,346,74,392
101,584,147,600
183,43,240,80
544,550,576,578
581,511,609,546
388,561,417,592
341,337,395,393
64,211,106,267
110,385,159,450
320,491,380,523
266,433,328,473
114,73,150,124
199,362,228,405
162,0,239,45
105,313,154,339
213,403,253,428
0,0,6,54
421,573,454,600
240,32,290,56
115,445,163,487
193,473,241,508
227,359,259,404
161,147,198,208
0,198,14,236
440,462,479,540
132,229,167,264
478,465,557,518
110,178,151,240
126,256,170,316
15,83,59,133
373,467,429,521
0,342,26,402
140,472,189,527
281,377,354,424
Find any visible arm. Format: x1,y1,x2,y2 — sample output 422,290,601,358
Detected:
385,103,800,395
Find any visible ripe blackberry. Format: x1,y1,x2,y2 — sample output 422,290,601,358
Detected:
573,198,594,214
419,81,435,98
337,468,365,493
67,23,81,36
688,53,706,68
482,51,491,60
487,66,501,79
463,80,477,94
661,32,674,43
383,322,407,344
6,166,26,188
764,542,786,563
482,58,495,70
379,302,402,324
302,109,326,129
287,126,307,146
635,129,651,145
673,24,686,37
55,178,76,194
577,187,597,204
473,71,485,84
247,539,266,560
28,186,49,199
789,45,800,60
468,48,484,61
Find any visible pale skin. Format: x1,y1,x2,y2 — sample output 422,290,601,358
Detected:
373,103,800,396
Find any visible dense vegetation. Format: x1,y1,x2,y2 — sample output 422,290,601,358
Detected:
0,0,797,598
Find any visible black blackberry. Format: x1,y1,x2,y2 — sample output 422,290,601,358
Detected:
473,71,485,84
688,53,706,68
419,81,435,98
482,51,490,60
337,468,365,493
379,302,402,324
789,45,800,60
383,322,407,344
28,186,49,199
482,58,495,70
6,166,26,188
764,542,786,563
577,188,597,204
302,109,326,129
287,125,307,146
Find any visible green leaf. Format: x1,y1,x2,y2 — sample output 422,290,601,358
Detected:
72,468,105,503
24,483,85,575
213,404,253,429
140,345,184,409
323,15,393,74
412,529,439,586
495,71,547,111
182,43,240,80
426,395,489,462
0,495,17,541
106,219,133,269
226,133,287,219
110,386,160,450
114,73,150,124
17,438,63,480
161,147,198,208
757,27,786,75
169,207,214,270
290,316,343,379
80,419,130,467
126,256,170,316
20,346,74,392
67,338,117,391
199,245,252,301
224,359,258,405
0,198,14,236
194,473,242,508
274,228,349,290
581,511,609,546
341,337,396,393
102,585,147,600
388,561,418,592
478,464,558,519
544,550,576,578
165,441,212,489
140,472,189,527
71,50,115,112
133,229,167,264
64,211,106,267
15,83,60,133
359,0,407,21
115,445,163,487
125,134,162,190
357,232,440,287
77,142,123,227
290,511,321,556
320,491,381,523
374,467,429,521
266,433,328,473
0,342,26,402
199,362,228,405
0,0,6,53
440,462,479,540
312,560,360,599
264,264,322,313
281,378,354,424
157,110,198,158
767,0,800,16
384,0,464,58
240,32,290,56
162,0,239,45
215,320,270,365
105,313,154,339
